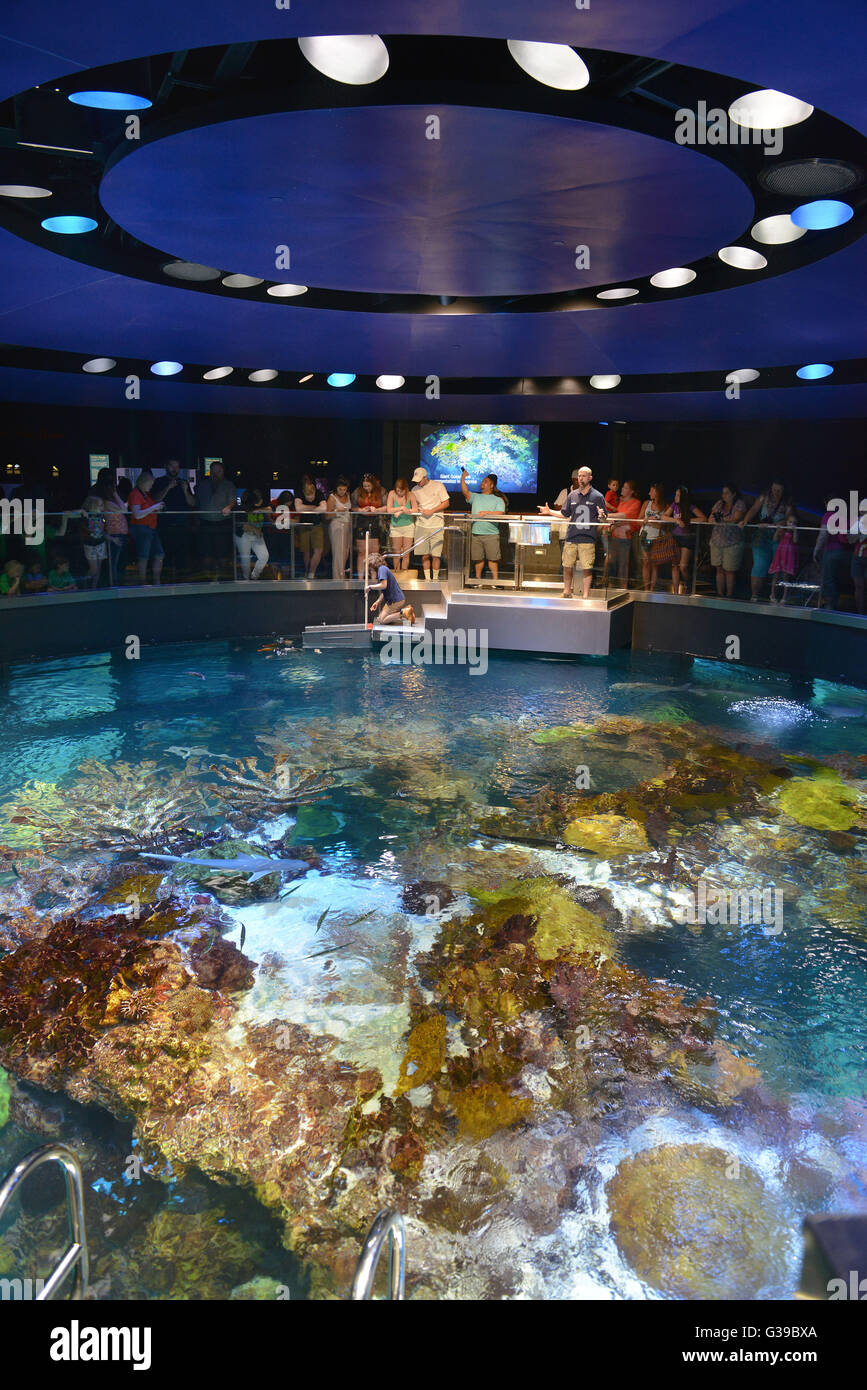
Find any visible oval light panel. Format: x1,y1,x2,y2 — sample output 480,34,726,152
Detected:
163,261,222,281
589,374,621,390
507,40,590,91
650,267,696,289
596,287,639,300
718,246,768,270
248,369,278,383
266,283,309,298
728,89,813,130
0,184,52,198
790,200,854,230
203,366,234,380
41,215,97,234
725,369,760,385
796,363,834,380
82,357,116,373
375,375,405,391
327,373,356,388
150,361,183,376
750,214,806,245
298,35,389,85
68,91,152,110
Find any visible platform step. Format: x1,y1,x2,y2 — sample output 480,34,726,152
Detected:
302,623,372,648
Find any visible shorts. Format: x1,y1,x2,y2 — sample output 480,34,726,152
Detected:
296,523,325,553
131,526,164,560
710,540,744,573
389,526,415,543
84,542,107,562
562,541,596,570
471,533,501,563
674,532,696,551
414,524,444,558
750,540,774,578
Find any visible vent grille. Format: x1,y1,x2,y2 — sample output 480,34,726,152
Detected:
759,159,861,197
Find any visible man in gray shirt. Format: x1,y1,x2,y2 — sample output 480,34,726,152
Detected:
196,462,236,579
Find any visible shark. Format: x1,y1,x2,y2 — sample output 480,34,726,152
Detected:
142,851,309,883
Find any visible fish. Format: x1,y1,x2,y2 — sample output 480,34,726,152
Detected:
185,671,206,680
141,851,309,884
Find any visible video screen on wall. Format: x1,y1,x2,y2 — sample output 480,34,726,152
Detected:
419,423,539,493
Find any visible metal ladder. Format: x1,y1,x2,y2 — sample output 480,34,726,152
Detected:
350,1210,405,1300
0,1143,90,1300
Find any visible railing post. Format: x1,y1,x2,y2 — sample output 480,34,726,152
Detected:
0,1143,90,1300
350,1210,406,1300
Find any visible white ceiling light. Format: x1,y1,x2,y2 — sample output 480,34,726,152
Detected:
221,273,264,288
718,245,768,270
750,214,806,245
0,184,52,198
82,357,116,373
725,368,760,385
163,260,221,281
650,267,696,288
298,35,389,85
375,375,405,391
728,89,813,130
266,282,309,298
298,374,314,384
507,40,590,91
589,374,621,390
597,287,639,300
248,369,278,382
203,366,234,380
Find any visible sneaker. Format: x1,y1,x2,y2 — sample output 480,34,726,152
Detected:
402,605,416,625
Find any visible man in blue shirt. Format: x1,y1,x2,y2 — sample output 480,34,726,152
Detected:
367,556,415,625
540,465,607,598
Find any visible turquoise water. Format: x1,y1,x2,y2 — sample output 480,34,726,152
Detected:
1,641,866,1298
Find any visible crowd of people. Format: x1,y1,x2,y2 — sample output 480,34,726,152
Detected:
1,460,863,615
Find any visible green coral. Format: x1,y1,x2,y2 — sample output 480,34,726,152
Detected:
777,770,861,832
449,1081,531,1141
472,877,615,960
0,1065,9,1129
289,805,343,841
563,813,650,859
530,724,588,745
396,1015,447,1095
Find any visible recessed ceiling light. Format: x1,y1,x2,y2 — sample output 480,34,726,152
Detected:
796,363,834,380
163,261,222,281
41,215,97,234
298,374,314,384
248,369,278,382
790,199,854,230
221,273,264,289
68,91,152,110
266,283,309,298
649,267,696,288
0,184,52,198
327,373,356,388
725,368,760,385
750,214,806,245
150,361,183,376
507,40,590,91
718,246,768,270
728,89,813,130
589,374,621,390
82,357,116,373
203,366,234,380
375,375,405,390
596,287,639,300
298,35,389,85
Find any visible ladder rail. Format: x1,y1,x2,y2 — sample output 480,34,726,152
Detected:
350,1210,406,1301
0,1142,90,1300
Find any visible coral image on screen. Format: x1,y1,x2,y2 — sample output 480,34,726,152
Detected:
420,423,539,493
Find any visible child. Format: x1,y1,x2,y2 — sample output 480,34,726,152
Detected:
769,508,799,604
601,478,621,582
82,494,108,588
48,554,78,592
0,559,24,596
367,556,415,626
23,558,48,594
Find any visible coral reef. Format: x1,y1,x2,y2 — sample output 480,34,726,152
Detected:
776,769,862,832
563,813,650,858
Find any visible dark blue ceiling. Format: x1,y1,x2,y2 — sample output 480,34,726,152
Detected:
0,0,865,420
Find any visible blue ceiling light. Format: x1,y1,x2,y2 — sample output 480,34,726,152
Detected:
327,373,356,388
150,360,183,376
790,200,854,230
796,363,834,380
68,91,152,110
41,215,97,234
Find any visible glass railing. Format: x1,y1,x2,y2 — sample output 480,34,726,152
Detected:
0,507,863,613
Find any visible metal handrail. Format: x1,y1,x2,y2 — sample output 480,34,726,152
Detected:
0,1143,90,1300
350,1210,406,1300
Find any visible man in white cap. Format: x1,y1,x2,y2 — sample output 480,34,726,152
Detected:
411,467,450,581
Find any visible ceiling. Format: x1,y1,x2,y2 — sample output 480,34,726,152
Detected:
0,0,865,420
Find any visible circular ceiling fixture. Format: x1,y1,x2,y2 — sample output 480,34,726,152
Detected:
41,215,97,234
796,363,834,379
596,287,639,300
750,214,806,245
790,199,854,229
375,375,405,390
728,89,813,130
297,35,389,86
0,184,52,198
221,273,264,288
203,366,233,380
248,368,278,382
163,260,221,281
327,372,356,388
298,374,313,384
150,360,183,375
759,158,861,197
68,91,152,110
589,374,621,390
718,245,768,270
506,40,590,91
725,368,760,385
650,267,696,288
266,283,309,298
82,356,116,373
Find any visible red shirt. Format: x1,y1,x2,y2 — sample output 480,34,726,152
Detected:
605,489,620,510
611,497,641,538
129,487,157,528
